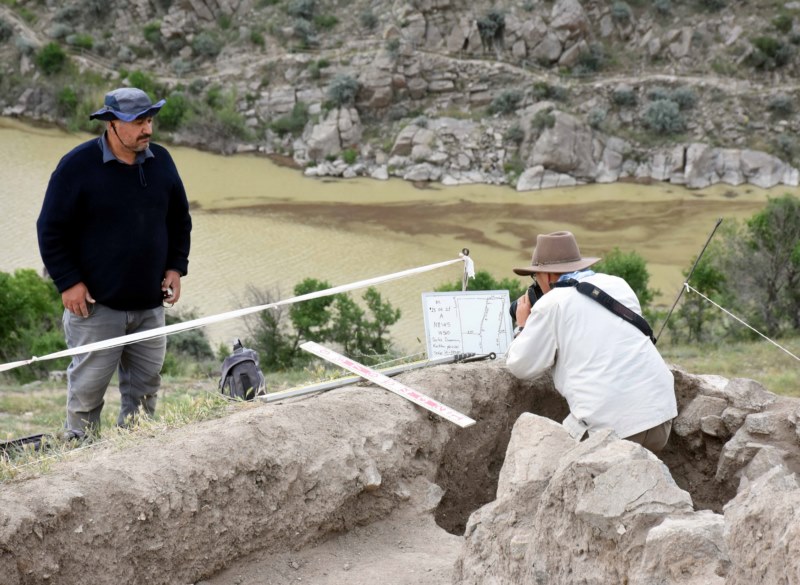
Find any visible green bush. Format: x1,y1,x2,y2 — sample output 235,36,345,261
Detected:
773,14,793,34
57,86,79,117
653,0,672,16
488,89,523,115
435,270,527,305
611,86,637,107
342,148,358,164
531,109,556,132
327,74,360,107
36,42,68,75
749,36,795,70
0,269,67,382
360,10,378,30
193,30,223,58
313,14,338,30
573,43,606,75
0,18,13,43
594,248,658,313
532,81,569,102
158,92,191,131
642,99,685,135
477,9,505,50
144,21,162,45
587,107,607,129
611,1,633,23
67,33,93,50
768,94,793,118
270,101,309,136
287,0,315,20
504,123,525,145
671,87,697,110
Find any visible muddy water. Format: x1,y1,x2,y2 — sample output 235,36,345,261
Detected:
0,117,789,355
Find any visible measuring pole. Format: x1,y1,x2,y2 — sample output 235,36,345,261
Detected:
262,352,490,403
299,342,476,427
655,218,723,343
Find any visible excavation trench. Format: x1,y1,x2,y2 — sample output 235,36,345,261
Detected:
0,361,752,584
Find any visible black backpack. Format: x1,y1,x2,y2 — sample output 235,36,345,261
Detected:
219,340,266,400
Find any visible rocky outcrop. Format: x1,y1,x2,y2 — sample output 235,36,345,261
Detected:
454,369,800,584
2,0,799,192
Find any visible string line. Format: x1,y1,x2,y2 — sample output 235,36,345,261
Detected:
0,255,473,373
685,283,800,363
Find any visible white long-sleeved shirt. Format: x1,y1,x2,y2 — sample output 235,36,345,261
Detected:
506,272,677,439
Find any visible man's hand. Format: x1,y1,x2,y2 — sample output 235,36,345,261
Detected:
162,270,182,305
62,282,95,317
515,292,532,327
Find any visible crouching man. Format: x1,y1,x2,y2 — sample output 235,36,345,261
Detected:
506,231,676,453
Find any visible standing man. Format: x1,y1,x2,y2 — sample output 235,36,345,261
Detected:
37,87,192,434
506,231,676,453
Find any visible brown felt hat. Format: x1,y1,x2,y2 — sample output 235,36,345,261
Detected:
513,231,601,275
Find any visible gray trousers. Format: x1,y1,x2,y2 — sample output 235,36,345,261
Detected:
63,304,166,432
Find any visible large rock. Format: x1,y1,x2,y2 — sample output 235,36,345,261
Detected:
528,111,599,180
305,107,363,161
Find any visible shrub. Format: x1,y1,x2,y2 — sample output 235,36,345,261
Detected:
270,101,309,136
158,92,191,131
477,9,505,50
773,14,793,34
671,86,697,110
342,148,358,164
611,85,637,106
611,1,633,23
768,94,794,118
531,109,556,132
57,86,79,117
642,99,685,135
360,10,378,30
192,30,222,58
488,89,523,115
532,81,569,102
772,134,797,162
0,18,13,43
313,14,338,30
293,18,316,48
66,33,93,50
697,0,726,11
653,0,671,16
143,21,161,45
749,36,795,70
287,0,315,20
573,42,606,75
645,86,671,101
594,248,658,313
587,107,607,129
250,28,265,46
36,42,68,75
504,123,525,145
327,74,360,107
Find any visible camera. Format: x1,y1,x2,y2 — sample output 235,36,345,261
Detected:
509,281,543,322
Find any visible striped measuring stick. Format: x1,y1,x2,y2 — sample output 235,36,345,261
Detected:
300,341,476,428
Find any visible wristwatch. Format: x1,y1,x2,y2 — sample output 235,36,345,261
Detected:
513,326,524,338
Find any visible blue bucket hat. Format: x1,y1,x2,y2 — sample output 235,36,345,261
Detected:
89,88,166,122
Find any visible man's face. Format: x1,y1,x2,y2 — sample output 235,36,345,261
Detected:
112,117,154,152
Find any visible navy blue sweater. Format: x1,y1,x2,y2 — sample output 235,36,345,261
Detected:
37,137,192,311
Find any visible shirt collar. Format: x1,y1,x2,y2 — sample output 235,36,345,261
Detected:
97,132,154,164
558,269,595,282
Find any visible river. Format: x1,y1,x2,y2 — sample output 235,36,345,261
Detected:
0,117,786,356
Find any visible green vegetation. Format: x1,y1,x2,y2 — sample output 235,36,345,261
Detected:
477,9,505,51
270,101,310,136
0,269,68,383
327,74,360,108
35,42,68,75
488,89,523,115
595,248,659,317
246,278,402,369
642,99,686,135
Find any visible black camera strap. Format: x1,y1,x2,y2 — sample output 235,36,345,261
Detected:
554,279,656,344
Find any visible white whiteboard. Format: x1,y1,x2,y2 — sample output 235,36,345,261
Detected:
421,290,514,359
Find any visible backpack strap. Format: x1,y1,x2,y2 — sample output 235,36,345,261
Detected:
554,278,656,344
